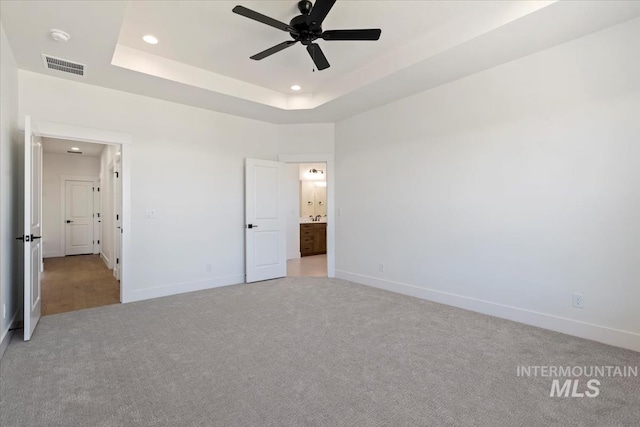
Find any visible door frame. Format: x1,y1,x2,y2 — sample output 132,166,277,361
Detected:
278,153,335,278
59,175,98,256
112,159,122,281
34,121,132,303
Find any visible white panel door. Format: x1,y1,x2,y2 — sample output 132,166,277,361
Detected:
245,158,286,283
65,180,94,255
23,116,42,341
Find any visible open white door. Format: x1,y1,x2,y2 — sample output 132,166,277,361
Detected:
245,158,286,283
22,116,43,341
113,162,122,281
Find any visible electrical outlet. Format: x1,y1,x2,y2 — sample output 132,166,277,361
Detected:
572,293,585,309
379,262,385,273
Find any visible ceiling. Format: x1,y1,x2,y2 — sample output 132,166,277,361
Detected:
2,1,640,124
42,138,105,158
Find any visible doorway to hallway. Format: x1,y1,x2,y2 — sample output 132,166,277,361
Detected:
41,138,123,316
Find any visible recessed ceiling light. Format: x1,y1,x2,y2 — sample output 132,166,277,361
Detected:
291,85,302,91
70,147,80,151
143,35,159,45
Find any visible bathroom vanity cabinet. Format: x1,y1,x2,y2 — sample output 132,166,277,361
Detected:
300,223,327,256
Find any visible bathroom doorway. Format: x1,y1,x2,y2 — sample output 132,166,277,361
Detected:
278,153,335,278
286,163,328,277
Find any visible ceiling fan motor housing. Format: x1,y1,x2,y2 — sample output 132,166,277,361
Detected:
290,15,322,45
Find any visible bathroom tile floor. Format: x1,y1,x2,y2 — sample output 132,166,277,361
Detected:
287,254,327,277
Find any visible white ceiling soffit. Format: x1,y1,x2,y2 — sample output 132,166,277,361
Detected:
2,1,640,124
42,137,105,158
112,0,558,112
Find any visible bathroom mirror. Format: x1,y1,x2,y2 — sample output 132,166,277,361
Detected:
300,181,327,218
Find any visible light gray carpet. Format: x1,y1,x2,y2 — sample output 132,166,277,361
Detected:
1,277,639,426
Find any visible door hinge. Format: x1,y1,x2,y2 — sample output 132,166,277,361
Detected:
93,187,95,191
97,239,100,244
97,213,100,218
116,214,119,220
115,171,119,178
93,240,95,244
116,258,119,265
97,187,100,192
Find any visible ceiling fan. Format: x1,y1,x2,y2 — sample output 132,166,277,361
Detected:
232,0,381,71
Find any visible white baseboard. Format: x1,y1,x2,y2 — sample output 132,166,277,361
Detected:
123,274,246,303
287,252,301,260
335,270,640,353
100,253,110,267
0,310,20,361
43,250,63,258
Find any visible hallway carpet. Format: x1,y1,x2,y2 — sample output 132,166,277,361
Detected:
1,277,638,426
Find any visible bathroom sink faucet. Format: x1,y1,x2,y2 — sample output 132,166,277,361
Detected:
315,215,321,221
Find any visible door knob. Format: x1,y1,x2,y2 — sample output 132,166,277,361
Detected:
246,224,258,229
66,220,73,223
30,235,42,240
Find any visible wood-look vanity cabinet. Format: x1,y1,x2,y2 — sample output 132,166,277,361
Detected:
300,223,327,256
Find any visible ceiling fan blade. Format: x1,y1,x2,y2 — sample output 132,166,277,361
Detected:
306,43,330,70
322,29,381,41
309,0,336,27
250,41,298,60
232,5,297,34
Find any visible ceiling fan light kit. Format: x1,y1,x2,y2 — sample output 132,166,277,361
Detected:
232,0,381,71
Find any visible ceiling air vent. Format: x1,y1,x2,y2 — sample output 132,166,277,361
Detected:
42,54,85,76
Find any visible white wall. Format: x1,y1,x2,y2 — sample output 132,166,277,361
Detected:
42,152,100,257
18,72,337,302
0,22,20,353
335,18,640,351
277,124,334,155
